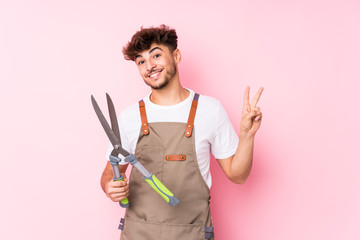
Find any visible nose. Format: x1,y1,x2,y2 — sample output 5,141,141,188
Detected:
145,59,156,72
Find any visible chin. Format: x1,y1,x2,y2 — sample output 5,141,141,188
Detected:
145,78,170,90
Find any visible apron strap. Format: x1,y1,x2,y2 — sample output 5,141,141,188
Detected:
139,100,149,135
139,93,199,137
185,93,200,138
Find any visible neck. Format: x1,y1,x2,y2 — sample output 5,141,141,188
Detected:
149,76,189,106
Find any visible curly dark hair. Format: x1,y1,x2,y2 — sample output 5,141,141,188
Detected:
122,24,178,61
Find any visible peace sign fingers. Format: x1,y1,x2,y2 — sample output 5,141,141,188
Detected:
242,86,264,114
240,86,264,136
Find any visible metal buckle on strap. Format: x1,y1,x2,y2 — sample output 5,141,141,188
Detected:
118,218,125,230
205,226,214,239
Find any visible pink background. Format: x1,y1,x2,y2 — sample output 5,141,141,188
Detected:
1,0,359,239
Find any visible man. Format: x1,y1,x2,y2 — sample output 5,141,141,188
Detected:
101,25,263,240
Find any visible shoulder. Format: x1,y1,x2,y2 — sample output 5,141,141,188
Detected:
119,101,140,122
196,93,231,126
197,93,221,114
198,94,220,105
199,94,220,104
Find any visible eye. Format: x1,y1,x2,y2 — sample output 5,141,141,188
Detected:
137,60,144,65
154,54,161,59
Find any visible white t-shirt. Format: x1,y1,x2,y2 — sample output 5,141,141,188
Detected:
106,89,239,188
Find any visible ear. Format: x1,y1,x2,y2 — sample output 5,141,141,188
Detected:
173,49,181,64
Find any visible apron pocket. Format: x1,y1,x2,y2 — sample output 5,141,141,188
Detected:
121,217,205,240
162,222,204,240
121,217,161,240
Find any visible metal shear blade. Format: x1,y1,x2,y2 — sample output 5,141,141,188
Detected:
91,94,130,158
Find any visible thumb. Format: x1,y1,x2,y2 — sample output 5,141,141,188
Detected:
121,173,128,182
246,109,258,120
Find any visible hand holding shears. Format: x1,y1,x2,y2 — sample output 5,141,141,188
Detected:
105,173,129,205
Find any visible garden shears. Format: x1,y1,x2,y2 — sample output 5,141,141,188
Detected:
91,93,179,207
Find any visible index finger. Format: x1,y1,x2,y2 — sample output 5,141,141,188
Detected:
111,180,128,187
243,86,250,108
251,87,264,109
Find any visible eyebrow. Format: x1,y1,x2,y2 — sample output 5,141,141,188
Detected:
134,47,163,60
149,47,163,53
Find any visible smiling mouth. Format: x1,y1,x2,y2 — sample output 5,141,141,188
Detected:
148,69,163,79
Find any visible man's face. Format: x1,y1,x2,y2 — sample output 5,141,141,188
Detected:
134,43,179,90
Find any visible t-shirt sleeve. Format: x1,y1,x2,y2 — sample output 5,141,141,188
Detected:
211,102,239,159
104,111,131,165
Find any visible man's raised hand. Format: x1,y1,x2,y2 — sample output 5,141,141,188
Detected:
240,86,264,137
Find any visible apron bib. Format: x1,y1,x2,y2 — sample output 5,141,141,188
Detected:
120,93,214,240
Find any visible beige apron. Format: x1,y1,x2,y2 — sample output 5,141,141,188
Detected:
120,93,214,240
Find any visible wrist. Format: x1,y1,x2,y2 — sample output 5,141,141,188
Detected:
239,131,255,140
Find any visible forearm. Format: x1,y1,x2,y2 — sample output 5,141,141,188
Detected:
230,133,255,184
119,164,128,174
101,169,113,193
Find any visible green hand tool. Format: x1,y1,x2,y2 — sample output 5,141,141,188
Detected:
91,93,179,207
124,154,180,206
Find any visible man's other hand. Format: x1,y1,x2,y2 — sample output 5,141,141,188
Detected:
105,175,129,202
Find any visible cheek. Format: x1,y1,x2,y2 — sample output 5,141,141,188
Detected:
137,66,146,76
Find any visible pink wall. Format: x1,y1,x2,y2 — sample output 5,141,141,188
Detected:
1,0,359,239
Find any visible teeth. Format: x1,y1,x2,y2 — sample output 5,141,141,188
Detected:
150,71,160,78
